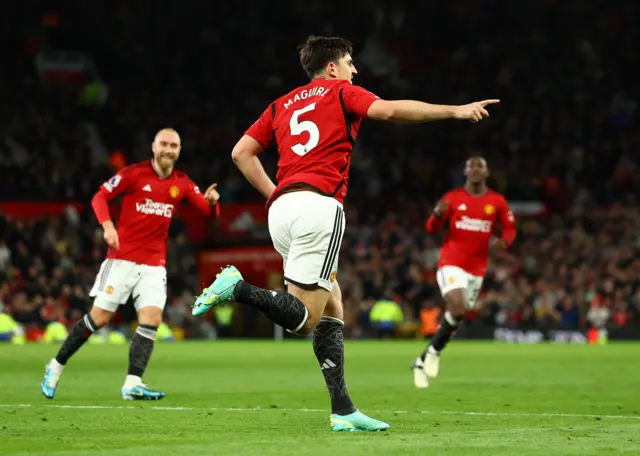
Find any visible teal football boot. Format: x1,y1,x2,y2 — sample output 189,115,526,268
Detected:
330,410,390,432
192,266,243,316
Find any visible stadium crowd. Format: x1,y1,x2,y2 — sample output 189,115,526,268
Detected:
1,0,639,338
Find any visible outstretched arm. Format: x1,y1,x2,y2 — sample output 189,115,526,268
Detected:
367,99,500,123
185,181,221,217
340,84,499,124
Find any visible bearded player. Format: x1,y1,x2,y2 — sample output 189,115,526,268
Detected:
191,36,499,431
41,128,220,400
412,156,516,388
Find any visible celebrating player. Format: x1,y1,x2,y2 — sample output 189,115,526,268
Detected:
41,128,220,400
412,156,516,388
191,35,499,431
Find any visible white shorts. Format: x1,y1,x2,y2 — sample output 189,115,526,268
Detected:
436,266,483,309
89,259,167,312
268,191,345,292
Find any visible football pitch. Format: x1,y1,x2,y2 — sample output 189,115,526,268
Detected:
1,341,639,455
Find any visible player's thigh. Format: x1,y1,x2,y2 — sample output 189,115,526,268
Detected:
89,259,136,315
132,265,167,327
285,192,345,292
268,196,292,280
436,266,468,298
323,279,344,321
286,282,330,331
466,275,484,309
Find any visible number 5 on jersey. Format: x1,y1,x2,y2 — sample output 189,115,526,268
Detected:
290,103,319,156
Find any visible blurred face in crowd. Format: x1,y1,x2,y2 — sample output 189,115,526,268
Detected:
464,157,489,184
326,54,357,83
152,128,181,170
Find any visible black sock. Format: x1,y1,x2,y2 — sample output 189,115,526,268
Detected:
234,281,308,332
55,314,100,365
312,316,356,415
421,311,461,360
128,324,157,378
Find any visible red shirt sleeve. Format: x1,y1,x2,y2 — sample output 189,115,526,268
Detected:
425,192,453,233
184,178,220,217
340,84,380,118
498,197,516,246
245,105,274,148
92,169,133,224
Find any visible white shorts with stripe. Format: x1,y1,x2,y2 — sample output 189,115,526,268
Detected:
436,266,484,309
268,191,345,292
89,259,167,312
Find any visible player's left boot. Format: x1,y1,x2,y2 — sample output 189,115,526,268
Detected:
330,411,390,432
40,361,63,399
411,357,429,388
121,384,165,400
192,265,243,316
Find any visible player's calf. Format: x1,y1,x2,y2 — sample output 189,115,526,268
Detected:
312,281,356,415
417,289,467,379
431,289,466,352
233,280,312,334
123,306,161,394
42,311,108,399
55,311,108,366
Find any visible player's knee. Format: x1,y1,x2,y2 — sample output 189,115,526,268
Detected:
445,290,468,319
137,306,163,327
299,314,321,335
89,306,114,327
323,303,343,321
287,284,330,335
323,283,344,320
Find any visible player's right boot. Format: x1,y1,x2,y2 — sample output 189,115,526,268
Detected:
121,384,165,400
192,265,243,316
411,357,429,388
330,411,390,432
41,360,63,399
423,347,441,378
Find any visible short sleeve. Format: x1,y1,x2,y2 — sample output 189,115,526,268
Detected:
101,167,132,197
340,84,380,118
245,105,274,148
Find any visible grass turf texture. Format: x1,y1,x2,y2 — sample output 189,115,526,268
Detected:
1,341,639,455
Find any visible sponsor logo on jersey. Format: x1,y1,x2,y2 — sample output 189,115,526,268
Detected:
484,204,495,215
169,185,180,198
455,215,492,233
136,199,174,218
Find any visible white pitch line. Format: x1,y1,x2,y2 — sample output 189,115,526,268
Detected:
0,403,638,420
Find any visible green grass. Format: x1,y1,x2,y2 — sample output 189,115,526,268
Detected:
1,340,639,455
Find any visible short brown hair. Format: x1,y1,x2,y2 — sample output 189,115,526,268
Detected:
298,35,353,79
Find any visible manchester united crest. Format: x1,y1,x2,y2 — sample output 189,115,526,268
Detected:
484,204,495,215
169,185,180,199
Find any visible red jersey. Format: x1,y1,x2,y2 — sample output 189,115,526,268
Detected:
425,188,516,277
91,160,216,267
245,78,379,207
